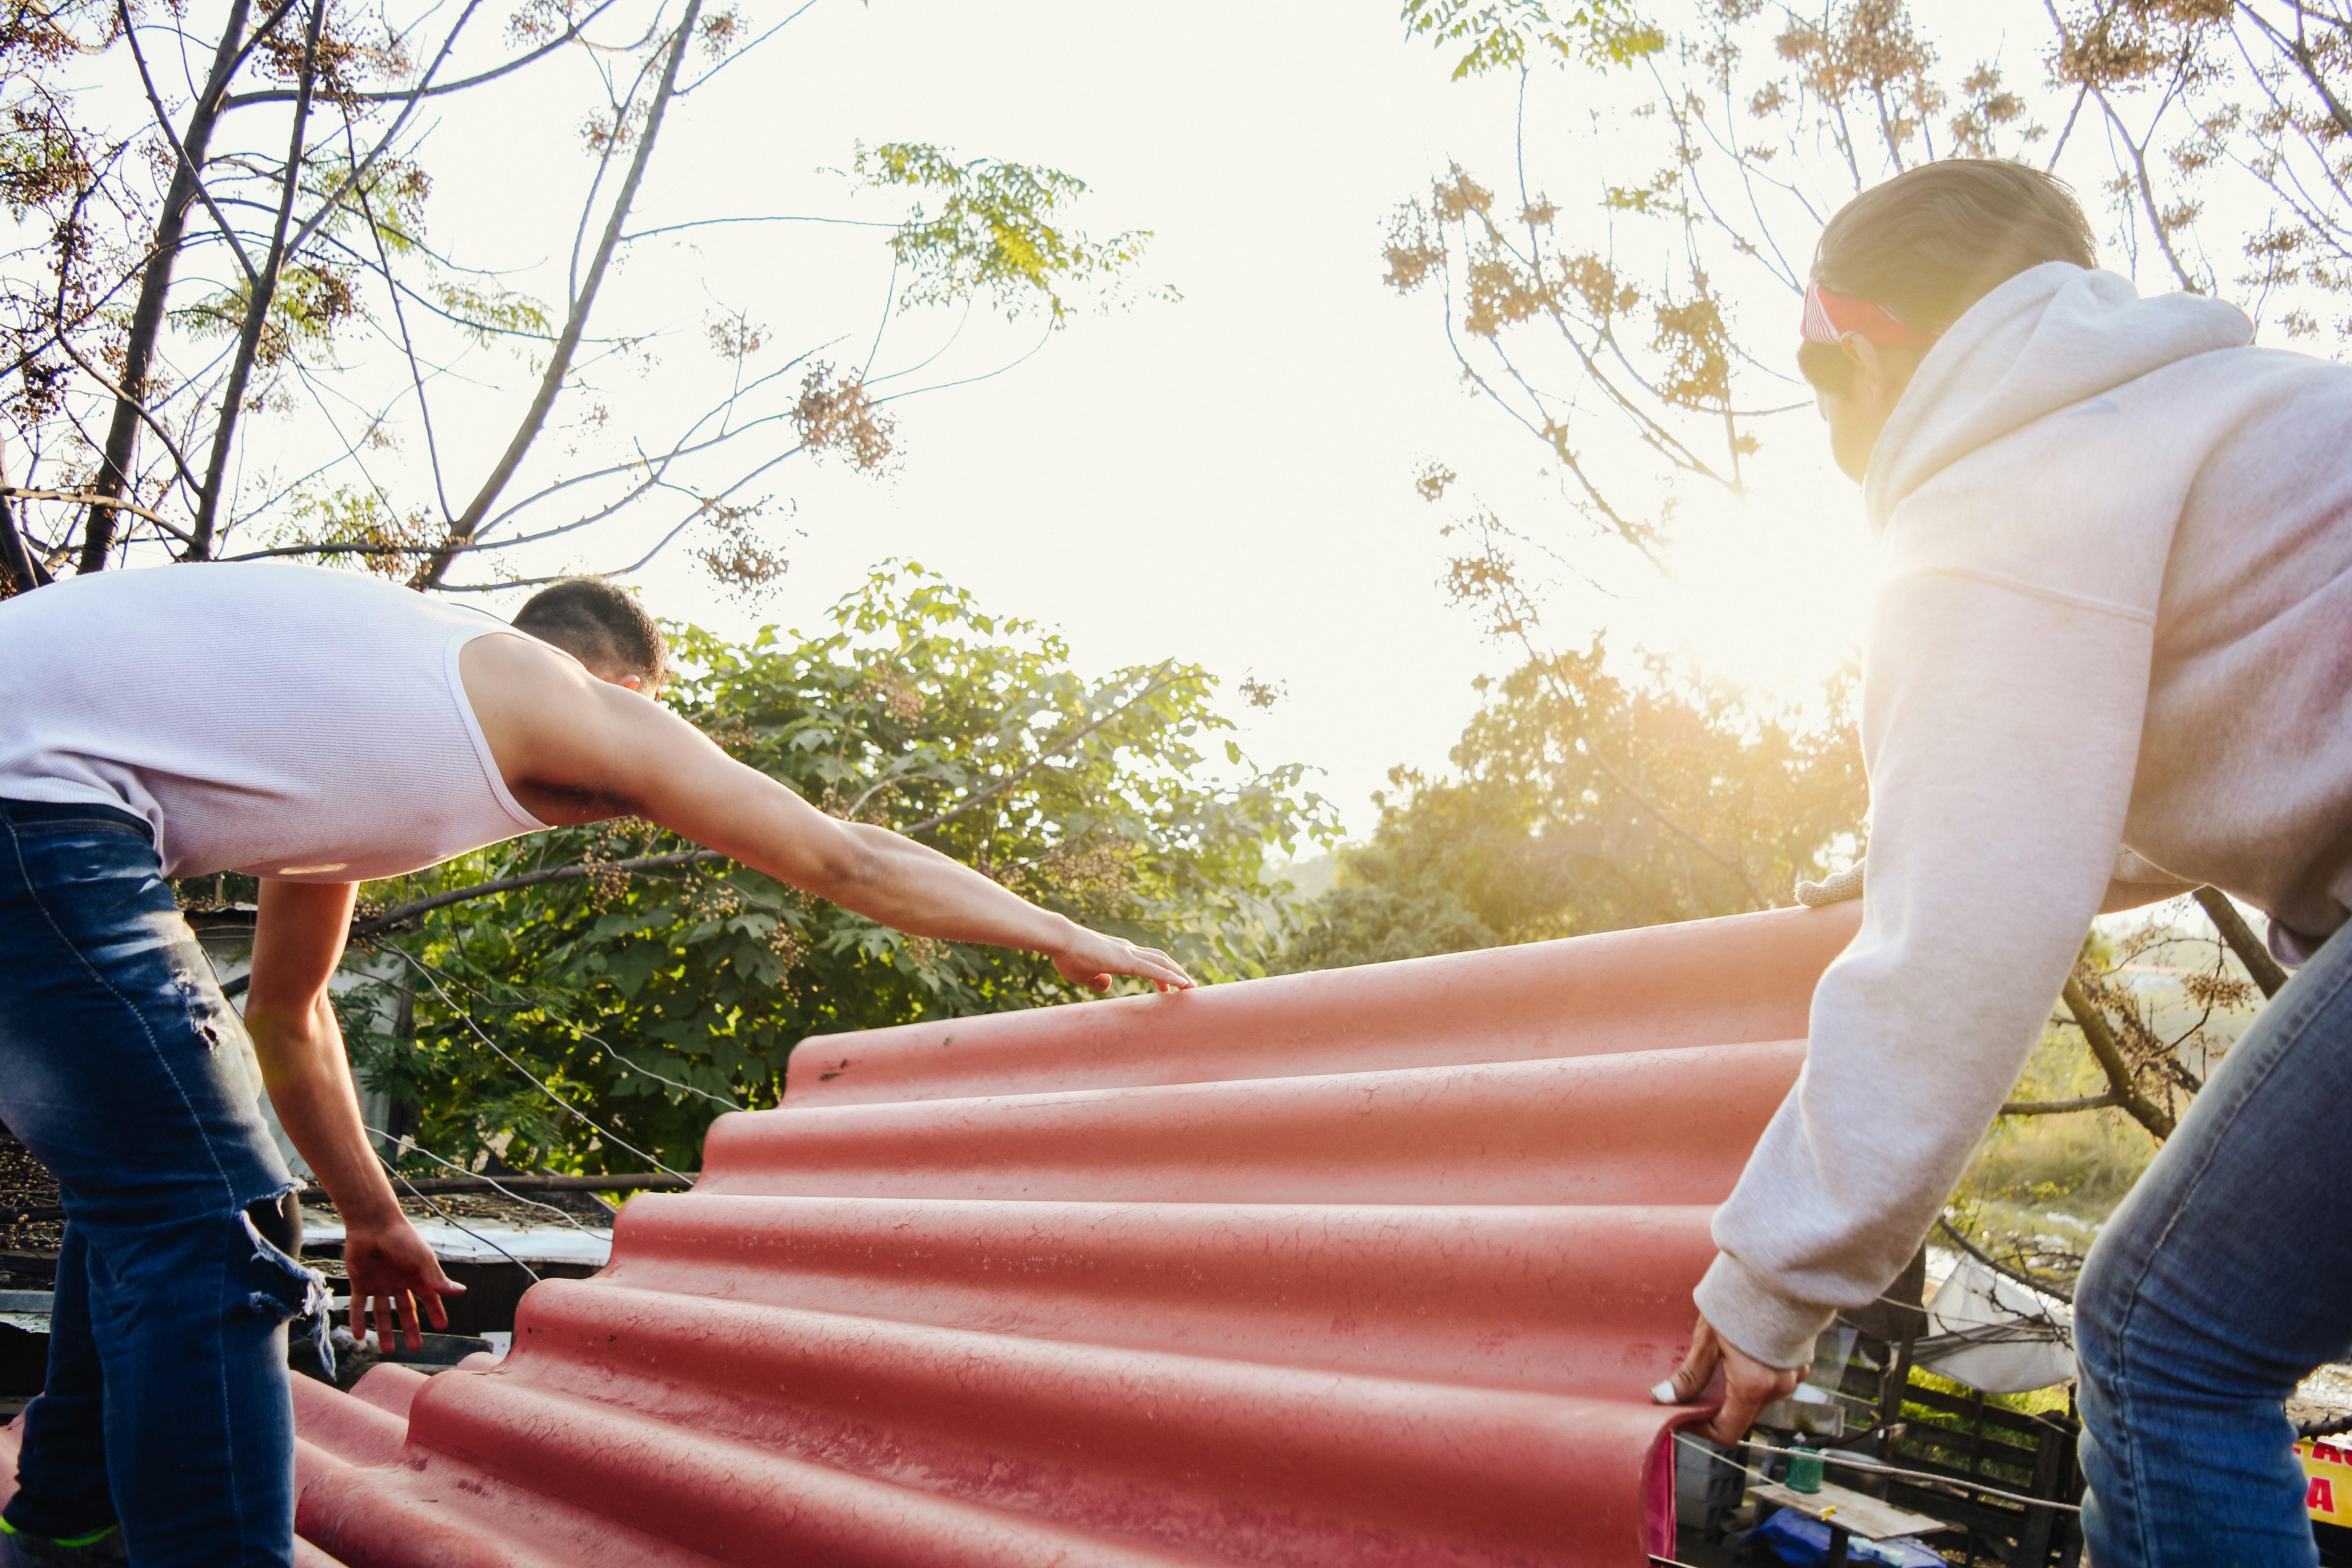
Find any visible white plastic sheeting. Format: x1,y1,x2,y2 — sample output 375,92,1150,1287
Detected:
1913,1259,2076,1394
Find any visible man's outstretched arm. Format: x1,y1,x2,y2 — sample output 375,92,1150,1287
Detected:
245,879,463,1350
461,633,1194,992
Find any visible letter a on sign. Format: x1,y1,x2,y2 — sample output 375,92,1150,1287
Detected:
2311,1477,2336,1514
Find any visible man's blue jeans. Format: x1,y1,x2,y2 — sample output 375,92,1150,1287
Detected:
0,800,318,1566
2078,915,2352,1567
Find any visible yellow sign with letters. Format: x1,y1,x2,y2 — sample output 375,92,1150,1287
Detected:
2299,1436,2352,1526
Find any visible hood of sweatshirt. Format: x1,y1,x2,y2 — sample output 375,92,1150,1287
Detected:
1862,263,2254,533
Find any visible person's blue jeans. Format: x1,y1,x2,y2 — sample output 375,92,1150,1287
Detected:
0,800,324,1566
2077,914,2352,1567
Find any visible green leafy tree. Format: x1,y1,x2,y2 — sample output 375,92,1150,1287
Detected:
1283,640,1866,970
339,564,1337,1174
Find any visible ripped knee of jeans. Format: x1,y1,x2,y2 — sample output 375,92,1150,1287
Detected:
240,1192,336,1380
245,1189,301,1255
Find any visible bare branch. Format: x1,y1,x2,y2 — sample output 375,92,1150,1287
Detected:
2062,974,2178,1139
3,488,182,533
187,0,330,559
421,0,704,588
2000,1092,2122,1115
2192,883,2288,998
221,0,624,109
121,0,257,284
79,0,282,572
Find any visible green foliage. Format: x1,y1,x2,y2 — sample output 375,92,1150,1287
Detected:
1279,842,1497,973
851,142,1172,324
264,485,434,581
345,564,1338,1174
1280,642,1864,970
1978,1012,2160,1198
173,263,363,369
428,279,555,347
170,156,437,370
1400,0,1662,79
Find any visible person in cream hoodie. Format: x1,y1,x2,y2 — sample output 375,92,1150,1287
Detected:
1657,160,2352,1566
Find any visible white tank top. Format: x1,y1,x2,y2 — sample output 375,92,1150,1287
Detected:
0,562,549,880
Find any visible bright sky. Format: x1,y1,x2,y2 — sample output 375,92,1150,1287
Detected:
267,0,1915,831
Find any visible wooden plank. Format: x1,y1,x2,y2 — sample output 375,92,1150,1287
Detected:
1898,1403,2051,1449
1894,1418,2038,1467
1751,1477,1954,1541
1899,1379,2067,1440
1882,1481,2045,1544
2013,1424,2073,1565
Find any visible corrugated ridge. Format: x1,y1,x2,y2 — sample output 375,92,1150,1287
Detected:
296,1423,728,1568
596,1195,1717,1396
787,903,1854,1107
386,1372,1228,1568
706,1038,1806,1205
468,1296,1667,1568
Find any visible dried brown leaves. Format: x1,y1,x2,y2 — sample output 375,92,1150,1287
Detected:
792,363,896,472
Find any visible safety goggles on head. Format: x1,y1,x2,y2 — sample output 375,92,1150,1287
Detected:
1800,276,1938,349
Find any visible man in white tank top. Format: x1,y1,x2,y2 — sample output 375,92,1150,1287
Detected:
0,563,1188,1566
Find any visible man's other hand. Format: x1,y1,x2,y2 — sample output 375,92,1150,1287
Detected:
1660,1313,1804,1446
1049,926,1194,994
344,1218,466,1354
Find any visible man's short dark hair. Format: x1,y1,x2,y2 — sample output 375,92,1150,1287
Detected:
512,578,673,686
1800,158,2098,394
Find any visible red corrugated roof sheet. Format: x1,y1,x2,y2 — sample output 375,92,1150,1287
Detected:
279,901,1858,1566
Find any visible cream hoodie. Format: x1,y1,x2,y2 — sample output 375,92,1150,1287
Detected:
1695,263,2352,1368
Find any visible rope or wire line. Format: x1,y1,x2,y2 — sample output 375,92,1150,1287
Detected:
576,1029,743,1109
362,1124,605,1238
390,949,688,1180
1672,1433,2082,1515
393,945,747,1111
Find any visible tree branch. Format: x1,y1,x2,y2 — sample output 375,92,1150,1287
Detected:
419,0,703,588
2192,884,2288,998
1936,1213,2076,1304
306,1171,692,1196
223,0,621,109
2062,974,2176,1139
280,0,488,265
356,848,720,936
4,488,181,533
122,0,258,284
2000,1092,2122,1116
79,0,278,571
0,493,44,598
187,0,329,559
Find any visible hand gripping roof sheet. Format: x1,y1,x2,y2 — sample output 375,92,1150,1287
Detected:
287,902,1862,1567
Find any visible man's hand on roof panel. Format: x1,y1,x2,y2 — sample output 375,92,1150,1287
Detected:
1655,1313,1803,1446
1048,927,1192,995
